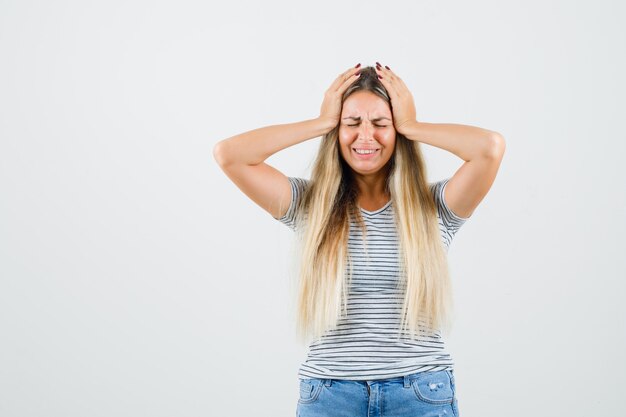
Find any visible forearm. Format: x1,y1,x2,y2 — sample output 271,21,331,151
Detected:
213,117,334,166
401,121,502,162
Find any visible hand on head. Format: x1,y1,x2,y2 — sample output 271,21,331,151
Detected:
374,63,417,135
319,63,362,128
318,63,417,135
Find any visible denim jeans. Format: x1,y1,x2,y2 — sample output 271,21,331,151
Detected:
296,369,459,417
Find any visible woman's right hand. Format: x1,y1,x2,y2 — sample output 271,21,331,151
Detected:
318,64,362,131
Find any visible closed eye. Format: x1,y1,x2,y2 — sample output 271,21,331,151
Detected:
347,124,387,127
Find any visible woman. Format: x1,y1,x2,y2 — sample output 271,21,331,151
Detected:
214,63,505,417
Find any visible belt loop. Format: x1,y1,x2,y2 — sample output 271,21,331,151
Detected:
324,379,332,387
404,374,410,388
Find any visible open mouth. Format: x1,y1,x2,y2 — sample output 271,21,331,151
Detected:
353,148,380,155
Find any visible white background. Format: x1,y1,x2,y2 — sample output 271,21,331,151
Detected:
1,0,625,416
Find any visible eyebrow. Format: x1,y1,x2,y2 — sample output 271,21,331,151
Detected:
342,116,391,122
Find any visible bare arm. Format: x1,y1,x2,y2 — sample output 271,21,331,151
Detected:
401,121,505,219
213,64,362,220
400,121,500,162
373,63,505,220
213,118,335,167
213,117,334,220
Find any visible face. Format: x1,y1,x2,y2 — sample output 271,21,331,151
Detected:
338,90,396,177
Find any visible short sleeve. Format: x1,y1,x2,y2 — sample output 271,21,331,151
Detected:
274,176,310,232
430,178,470,247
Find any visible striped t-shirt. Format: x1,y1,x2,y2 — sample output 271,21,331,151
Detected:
276,176,469,381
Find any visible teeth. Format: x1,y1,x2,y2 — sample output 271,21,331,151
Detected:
355,149,376,154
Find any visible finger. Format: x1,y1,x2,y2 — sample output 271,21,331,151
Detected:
376,66,408,98
375,66,401,97
327,68,352,91
375,65,394,84
336,69,361,94
330,66,360,92
380,65,409,90
375,65,397,82
389,71,409,91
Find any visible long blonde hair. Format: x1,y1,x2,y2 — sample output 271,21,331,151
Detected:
291,66,453,345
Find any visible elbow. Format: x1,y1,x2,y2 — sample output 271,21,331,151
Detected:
484,133,506,159
212,140,231,167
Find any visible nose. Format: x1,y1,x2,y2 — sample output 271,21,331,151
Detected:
357,122,375,141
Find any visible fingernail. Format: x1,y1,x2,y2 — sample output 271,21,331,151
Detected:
385,65,390,70
378,75,382,79
376,61,381,67
355,63,361,68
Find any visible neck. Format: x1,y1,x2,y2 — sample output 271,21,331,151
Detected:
353,167,390,201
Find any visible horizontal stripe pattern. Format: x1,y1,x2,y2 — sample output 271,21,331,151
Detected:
276,177,469,381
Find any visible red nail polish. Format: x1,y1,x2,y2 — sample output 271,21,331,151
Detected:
355,63,361,68
378,75,382,79
385,65,390,70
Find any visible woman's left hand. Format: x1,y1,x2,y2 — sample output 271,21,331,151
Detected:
375,64,417,135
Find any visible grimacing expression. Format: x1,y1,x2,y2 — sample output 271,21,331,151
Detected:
338,90,396,176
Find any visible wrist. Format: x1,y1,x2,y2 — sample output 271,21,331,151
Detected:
397,119,419,136
316,117,339,134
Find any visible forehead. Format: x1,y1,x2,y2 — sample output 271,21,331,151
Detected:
341,91,391,116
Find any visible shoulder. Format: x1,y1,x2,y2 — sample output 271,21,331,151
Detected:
274,176,311,231
429,177,470,228
286,177,311,202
